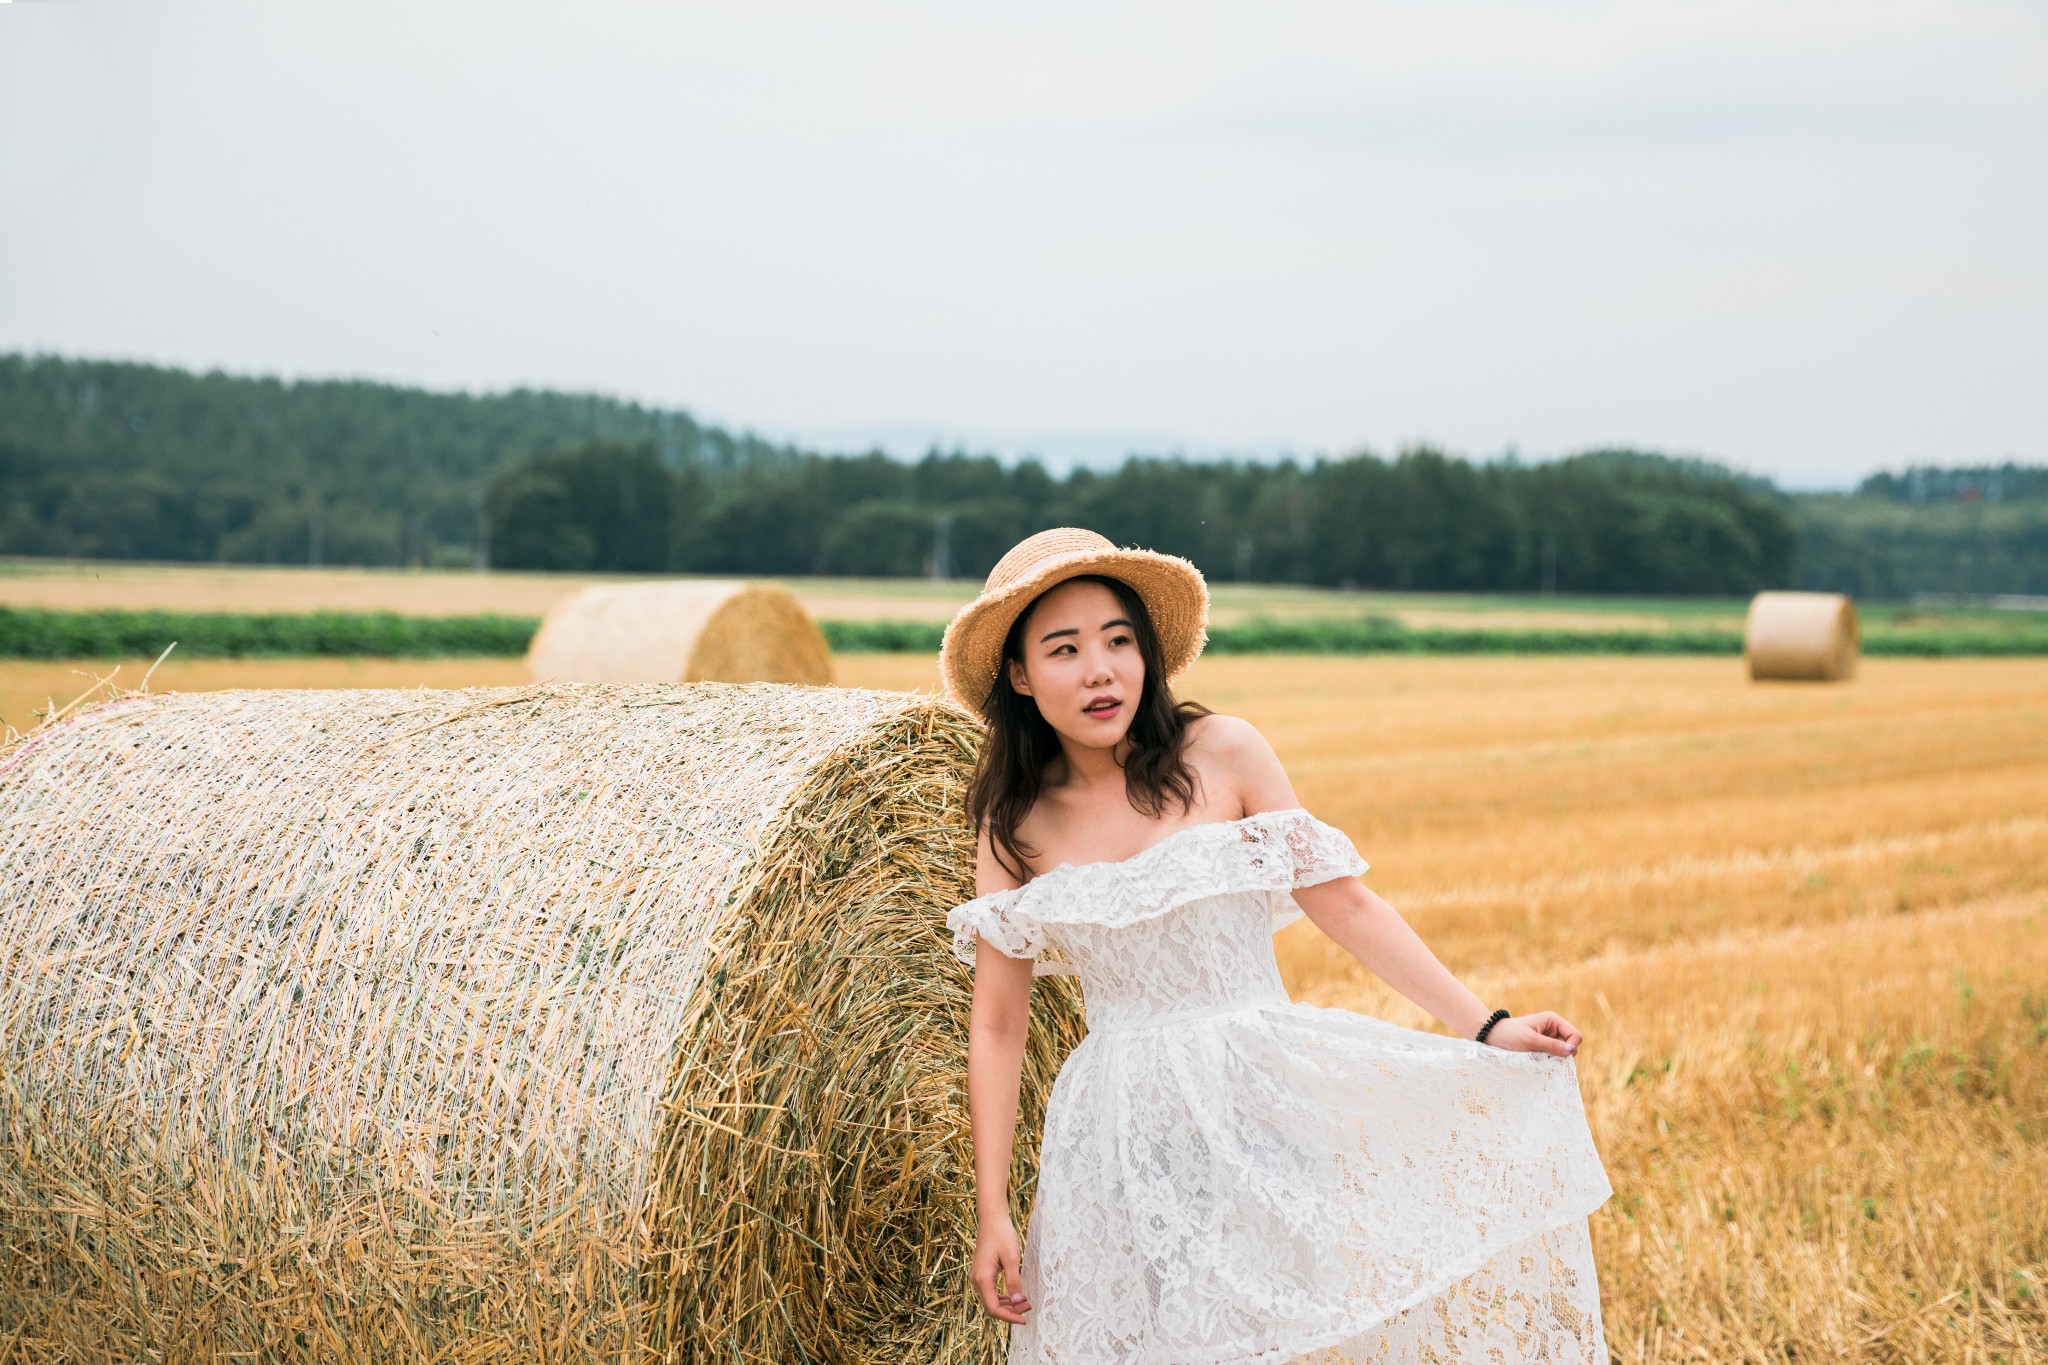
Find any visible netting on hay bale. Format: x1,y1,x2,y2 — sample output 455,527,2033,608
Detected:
1744,591,1860,682
0,682,1081,1364
526,580,834,686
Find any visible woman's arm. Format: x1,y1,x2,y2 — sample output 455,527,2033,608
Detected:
964,829,1036,1325
1203,713,1581,1058
1291,878,1578,1056
967,947,1035,1323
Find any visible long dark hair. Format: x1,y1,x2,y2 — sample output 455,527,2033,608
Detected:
967,574,1211,881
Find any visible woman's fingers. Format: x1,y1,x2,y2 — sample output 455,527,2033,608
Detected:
999,1248,1032,1321
1528,1012,1580,1055
975,1272,1025,1324
974,1269,1024,1324
1548,1013,1583,1051
973,1253,1030,1325
1490,1013,1582,1057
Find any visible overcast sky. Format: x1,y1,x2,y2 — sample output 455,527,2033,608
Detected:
3,1,2042,487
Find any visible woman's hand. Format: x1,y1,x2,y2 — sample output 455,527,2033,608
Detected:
1483,1011,1581,1057
971,1216,1031,1325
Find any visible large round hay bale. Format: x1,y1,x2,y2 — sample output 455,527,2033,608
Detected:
1744,590,1860,682
526,580,834,685
0,683,1080,1364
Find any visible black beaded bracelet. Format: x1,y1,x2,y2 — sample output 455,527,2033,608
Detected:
1474,1008,1509,1045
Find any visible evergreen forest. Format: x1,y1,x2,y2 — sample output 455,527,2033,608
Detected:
4,353,2042,597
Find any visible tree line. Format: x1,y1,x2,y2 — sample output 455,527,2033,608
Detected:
484,438,1796,594
3,352,2041,596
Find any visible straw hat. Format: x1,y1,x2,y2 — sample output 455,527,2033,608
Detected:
939,527,1209,709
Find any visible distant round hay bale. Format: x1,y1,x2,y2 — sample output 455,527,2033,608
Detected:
1745,591,1859,682
0,683,1079,1364
526,580,834,685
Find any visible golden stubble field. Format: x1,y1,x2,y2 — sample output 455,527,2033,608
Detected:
0,557,1734,631
2,652,2042,1362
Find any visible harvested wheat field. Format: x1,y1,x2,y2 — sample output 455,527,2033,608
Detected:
1,652,2041,1360
0,557,1758,631
840,653,2048,1363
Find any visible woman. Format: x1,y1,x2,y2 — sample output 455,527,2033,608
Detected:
941,528,1612,1364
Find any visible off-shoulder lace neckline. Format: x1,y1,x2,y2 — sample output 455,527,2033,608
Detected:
970,806,1313,905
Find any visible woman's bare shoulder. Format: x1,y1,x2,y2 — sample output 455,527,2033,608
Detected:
1184,710,1266,753
973,822,1027,899
1183,711,1282,772
1184,712,1298,815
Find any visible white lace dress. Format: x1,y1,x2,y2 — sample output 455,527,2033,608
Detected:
946,808,1612,1365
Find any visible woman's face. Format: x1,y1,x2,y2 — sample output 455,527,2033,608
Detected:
1005,578,1146,750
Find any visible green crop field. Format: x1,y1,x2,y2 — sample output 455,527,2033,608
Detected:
1,558,2043,659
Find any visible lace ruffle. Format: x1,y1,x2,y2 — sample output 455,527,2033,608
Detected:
946,808,1366,975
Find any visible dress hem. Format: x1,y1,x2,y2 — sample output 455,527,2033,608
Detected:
1024,1185,1613,1365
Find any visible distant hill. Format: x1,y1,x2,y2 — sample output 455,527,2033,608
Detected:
1,352,2041,596
0,352,799,567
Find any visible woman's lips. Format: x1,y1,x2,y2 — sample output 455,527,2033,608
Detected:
1083,699,1121,718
